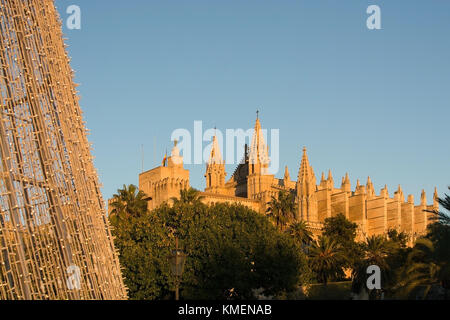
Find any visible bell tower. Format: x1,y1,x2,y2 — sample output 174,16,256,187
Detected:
139,140,190,210
247,113,274,200
205,135,226,193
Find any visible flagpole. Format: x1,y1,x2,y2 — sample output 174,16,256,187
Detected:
141,144,144,173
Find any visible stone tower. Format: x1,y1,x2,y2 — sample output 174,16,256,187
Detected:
0,0,126,299
139,141,190,210
205,135,226,193
247,115,274,203
296,148,318,221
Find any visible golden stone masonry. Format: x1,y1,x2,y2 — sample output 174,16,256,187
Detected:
139,116,438,241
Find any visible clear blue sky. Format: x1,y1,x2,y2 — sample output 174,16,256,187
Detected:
55,0,450,205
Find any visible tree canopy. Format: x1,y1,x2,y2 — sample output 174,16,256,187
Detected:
109,185,450,300
266,190,297,231
110,188,308,300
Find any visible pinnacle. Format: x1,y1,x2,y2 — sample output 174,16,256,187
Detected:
344,172,350,184
284,166,290,180
328,169,333,181
208,135,223,165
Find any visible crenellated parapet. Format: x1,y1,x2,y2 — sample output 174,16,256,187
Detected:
290,148,436,239
295,164,437,239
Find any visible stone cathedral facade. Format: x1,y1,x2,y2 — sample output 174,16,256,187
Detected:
139,116,438,241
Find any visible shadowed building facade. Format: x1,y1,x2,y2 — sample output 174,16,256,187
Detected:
0,0,126,299
139,116,438,242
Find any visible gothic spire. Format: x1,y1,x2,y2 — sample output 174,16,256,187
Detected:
327,169,334,189
208,135,223,165
298,147,311,182
366,176,375,197
249,114,270,174
434,187,439,208
297,147,317,194
421,189,427,206
284,166,290,181
344,173,350,184
381,184,389,198
327,169,334,182
341,173,351,192
395,184,404,202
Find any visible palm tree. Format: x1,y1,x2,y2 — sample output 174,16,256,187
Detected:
394,187,450,300
266,190,297,231
435,187,450,226
289,221,313,246
351,235,393,298
171,187,204,206
364,235,393,270
267,195,284,230
110,184,149,223
387,228,409,249
397,238,442,299
426,186,450,226
308,236,345,286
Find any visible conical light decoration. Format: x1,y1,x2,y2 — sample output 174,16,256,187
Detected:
0,0,127,299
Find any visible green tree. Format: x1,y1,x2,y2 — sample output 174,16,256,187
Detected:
429,186,450,226
266,195,284,230
384,230,412,297
322,213,362,269
171,187,204,206
387,228,409,249
109,207,173,300
323,213,358,245
351,235,395,299
308,236,345,286
288,221,313,247
267,190,297,231
110,184,148,223
396,188,450,299
426,187,450,279
397,238,442,299
177,202,307,299
363,235,393,270
111,196,309,300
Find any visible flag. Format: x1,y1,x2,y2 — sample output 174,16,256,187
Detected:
162,152,167,167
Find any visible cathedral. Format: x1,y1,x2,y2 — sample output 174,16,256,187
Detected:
138,116,438,241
